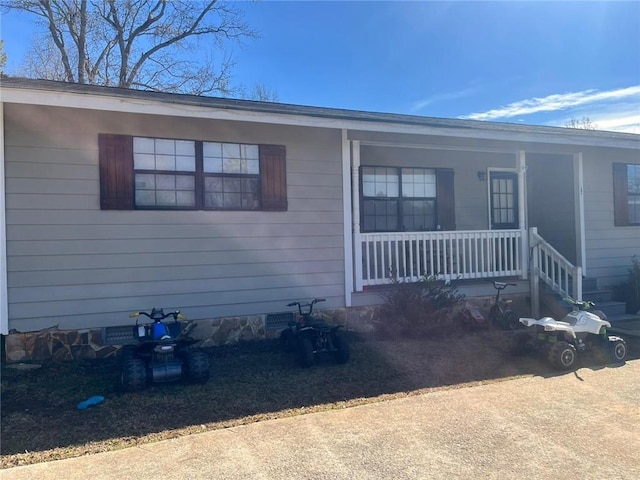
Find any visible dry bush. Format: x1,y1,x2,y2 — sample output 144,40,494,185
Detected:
375,276,466,338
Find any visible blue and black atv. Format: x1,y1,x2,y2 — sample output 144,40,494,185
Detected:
119,308,210,391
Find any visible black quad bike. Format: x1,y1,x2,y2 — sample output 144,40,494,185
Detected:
279,298,350,368
120,308,210,391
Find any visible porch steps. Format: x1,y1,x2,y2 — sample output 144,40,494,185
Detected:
540,278,626,318
607,315,640,338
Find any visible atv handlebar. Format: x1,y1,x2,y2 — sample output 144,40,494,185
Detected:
129,309,186,322
287,298,325,307
286,298,326,315
562,297,595,310
490,281,517,290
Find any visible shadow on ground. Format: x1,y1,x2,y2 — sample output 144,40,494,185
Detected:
2,330,639,467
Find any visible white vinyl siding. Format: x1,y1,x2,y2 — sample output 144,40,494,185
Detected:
582,148,640,287
4,104,344,331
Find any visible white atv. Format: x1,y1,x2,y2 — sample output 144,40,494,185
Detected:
510,298,627,370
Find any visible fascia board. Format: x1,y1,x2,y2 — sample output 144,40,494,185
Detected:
1,86,639,150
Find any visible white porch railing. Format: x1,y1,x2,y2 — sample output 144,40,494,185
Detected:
529,227,582,301
357,229,524,288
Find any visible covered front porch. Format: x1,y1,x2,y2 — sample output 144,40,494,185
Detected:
342,132,586,314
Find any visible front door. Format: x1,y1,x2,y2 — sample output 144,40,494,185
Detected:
490,171,518,230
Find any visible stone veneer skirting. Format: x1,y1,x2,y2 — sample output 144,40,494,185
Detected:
3,306,380,363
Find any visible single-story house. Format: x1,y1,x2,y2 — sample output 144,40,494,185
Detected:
1,77,639,360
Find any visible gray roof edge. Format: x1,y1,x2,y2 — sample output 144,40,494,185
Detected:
1,76,639,143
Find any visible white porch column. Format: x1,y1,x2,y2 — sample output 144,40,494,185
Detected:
573,152,586,275
518,150,528,280
0,102,8,335
352,140,363,292
341,130,354,306
530,227,540,318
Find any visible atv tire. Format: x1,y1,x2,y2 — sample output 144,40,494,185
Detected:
279,328,295,353
505,311,520,330
608,337,627,364
332,333,350,364
186,350,210,384
489,305,502,329
508,331,531,356
548,341,577,370
591,310,608,322
119,345,137,365
298,337,314,368
122,358,147,391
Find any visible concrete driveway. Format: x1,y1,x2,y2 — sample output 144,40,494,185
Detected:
3,360,639,480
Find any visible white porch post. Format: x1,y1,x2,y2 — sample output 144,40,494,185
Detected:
530,227,540,318
0,102,8,335
518,150,528,280
342,130,354,306
352,140,363,292
573,152,586,275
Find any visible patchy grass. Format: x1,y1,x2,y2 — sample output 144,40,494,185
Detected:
2,330,638,469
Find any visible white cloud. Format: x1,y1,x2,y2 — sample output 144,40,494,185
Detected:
462,86,640,122
545,102,640,134
596,116,640,134
411,87,479,112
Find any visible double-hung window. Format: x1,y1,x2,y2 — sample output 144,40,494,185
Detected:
401,168,437,231
362,167,400,231
134,138,196,208
99,134,287,212
361,166,453,232
613,163,640,226
203,142,260,210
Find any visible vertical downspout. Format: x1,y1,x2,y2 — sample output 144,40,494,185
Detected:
574,153,586,275
0,102,8,335
518,151,528,280
352,141,362,292
341,130,353,307
573,152,585,301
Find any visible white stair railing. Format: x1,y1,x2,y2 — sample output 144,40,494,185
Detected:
529,227,582,305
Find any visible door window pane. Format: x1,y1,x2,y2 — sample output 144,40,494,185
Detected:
491,174,518,228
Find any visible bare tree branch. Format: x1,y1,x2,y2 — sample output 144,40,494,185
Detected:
565,116,598,130
0,40,8,74
1,0,258,95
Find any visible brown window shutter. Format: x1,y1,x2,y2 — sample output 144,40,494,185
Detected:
259,145,287,211
436,169,455,230
613,163,629,226
99,134,134,210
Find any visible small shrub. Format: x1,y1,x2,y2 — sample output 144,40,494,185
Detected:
614,256,640,314
375,276,465,338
